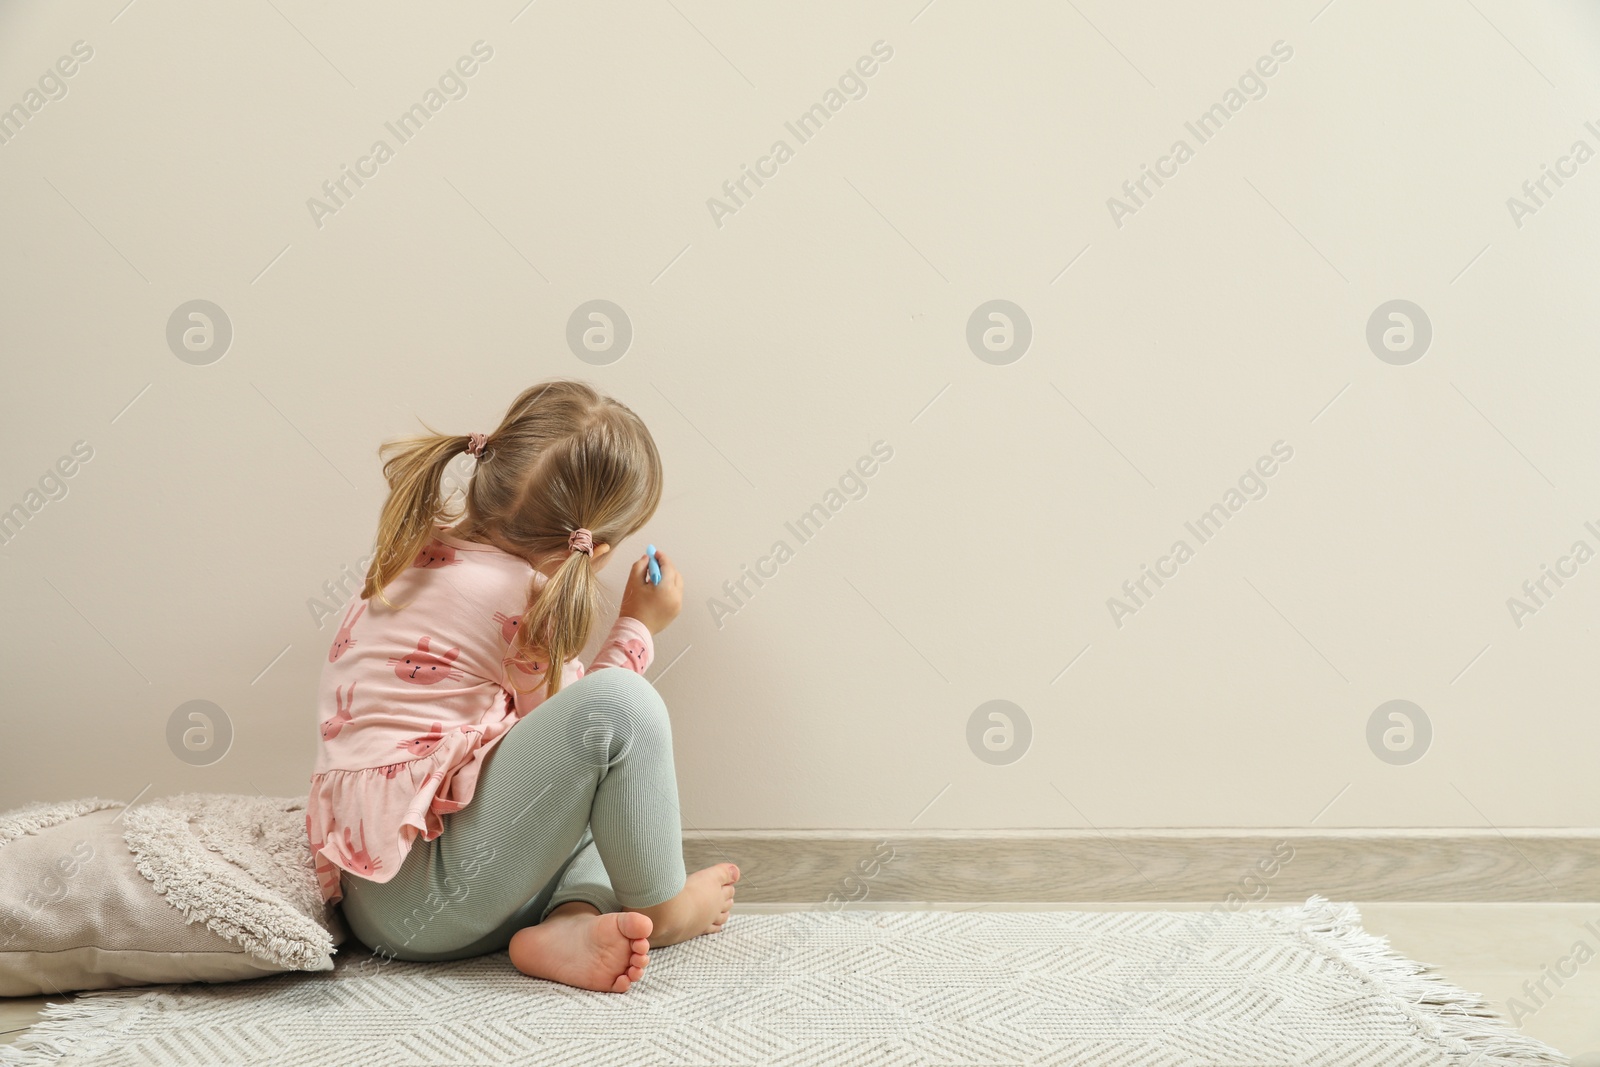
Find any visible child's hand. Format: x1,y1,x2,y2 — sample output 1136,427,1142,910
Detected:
619,547,682,635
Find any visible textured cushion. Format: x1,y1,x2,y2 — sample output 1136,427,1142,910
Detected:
0,793,348,997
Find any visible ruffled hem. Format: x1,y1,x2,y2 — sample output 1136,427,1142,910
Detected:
306,729,512,905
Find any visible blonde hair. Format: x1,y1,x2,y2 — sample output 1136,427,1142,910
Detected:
363,379,662,696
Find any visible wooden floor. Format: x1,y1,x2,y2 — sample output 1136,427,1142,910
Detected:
4,902,1599,1061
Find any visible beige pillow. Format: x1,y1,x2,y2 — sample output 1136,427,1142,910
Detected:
0,792,348,997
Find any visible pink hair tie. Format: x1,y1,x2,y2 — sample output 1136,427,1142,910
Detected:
568,528,594,556
465,432,489,458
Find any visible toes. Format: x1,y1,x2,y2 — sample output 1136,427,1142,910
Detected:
631,952,649,968
722,863,741,884
630,937,651,954
611,975,631,994
617,912,653,940
627,965,644,981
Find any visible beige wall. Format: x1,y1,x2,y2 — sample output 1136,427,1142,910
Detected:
3,0,1598,833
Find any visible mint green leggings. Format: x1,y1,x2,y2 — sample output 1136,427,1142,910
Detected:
337,667,687,962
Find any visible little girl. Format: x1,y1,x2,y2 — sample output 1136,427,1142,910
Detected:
307,379,739,994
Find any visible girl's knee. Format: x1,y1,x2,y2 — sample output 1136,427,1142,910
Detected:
582,666,666,716
577,668,671,763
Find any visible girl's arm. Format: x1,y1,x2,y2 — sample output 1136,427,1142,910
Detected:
499,610,652,716
591,548,682,675
587,614,654,675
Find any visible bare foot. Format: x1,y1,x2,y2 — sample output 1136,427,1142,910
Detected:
507,902,653,993
626,863,740,947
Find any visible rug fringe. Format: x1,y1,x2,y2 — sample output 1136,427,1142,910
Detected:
1,899,1576,1065
0,987,175,1066
1281,894,1572,1067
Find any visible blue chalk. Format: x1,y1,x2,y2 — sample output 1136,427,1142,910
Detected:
646,544,661,585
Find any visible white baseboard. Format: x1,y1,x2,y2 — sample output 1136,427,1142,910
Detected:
683,829,1600,904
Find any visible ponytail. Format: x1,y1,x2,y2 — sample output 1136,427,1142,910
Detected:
371,379,664,696
363,427,471,609
508,540,601,697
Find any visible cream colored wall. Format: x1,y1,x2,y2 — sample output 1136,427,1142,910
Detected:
3,0,1597,833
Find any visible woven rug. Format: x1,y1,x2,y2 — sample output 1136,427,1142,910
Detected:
0,896,1568,1066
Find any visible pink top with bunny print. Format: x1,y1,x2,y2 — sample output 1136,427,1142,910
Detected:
306,526,653,905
